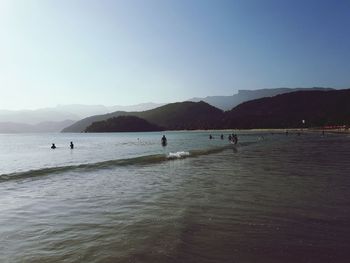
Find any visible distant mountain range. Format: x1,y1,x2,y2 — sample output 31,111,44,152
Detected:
0,103,164,125
0,103,163,133
189,87,334,110
0,120,75,133
65,89,350,132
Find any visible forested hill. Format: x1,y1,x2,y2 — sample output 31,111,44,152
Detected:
189,87,333,110
223,89,350,128
85,116,163,132
63,101,224,132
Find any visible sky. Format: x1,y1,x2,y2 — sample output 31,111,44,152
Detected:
0,0,349,110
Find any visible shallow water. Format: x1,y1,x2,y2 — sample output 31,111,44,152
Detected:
1,131,350,262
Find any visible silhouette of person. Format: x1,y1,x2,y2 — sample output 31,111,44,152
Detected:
70,141,74,149
209,135,213,139
233,134,238,145
51,143,56,149
161,135,167,146
220,134,224,140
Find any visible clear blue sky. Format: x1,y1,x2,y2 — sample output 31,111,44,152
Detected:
0,0,349,109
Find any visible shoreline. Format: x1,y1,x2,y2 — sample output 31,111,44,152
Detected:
164,128,350,135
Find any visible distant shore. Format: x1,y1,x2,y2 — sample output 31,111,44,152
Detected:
169,127,350,135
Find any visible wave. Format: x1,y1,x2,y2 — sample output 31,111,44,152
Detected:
0,144,240,183
167,151,190,159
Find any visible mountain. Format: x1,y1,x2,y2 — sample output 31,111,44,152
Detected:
61,111,128,132
63,101,224,132
134,101,223,130
85,116,163,132
189,87,334,110
108,103,165,112
223,89,350,128
0,120,75,133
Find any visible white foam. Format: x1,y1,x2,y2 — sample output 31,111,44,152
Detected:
167,151,190,159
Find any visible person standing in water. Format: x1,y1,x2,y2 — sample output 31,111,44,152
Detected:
233,134,238,144
70,141,74,149
51,143,56,149
161,135,167,146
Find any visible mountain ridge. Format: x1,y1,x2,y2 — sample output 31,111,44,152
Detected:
64,101,223,132
73,89,350,132
188,87,334,110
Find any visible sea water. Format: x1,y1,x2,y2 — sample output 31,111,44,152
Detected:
0,131,350,262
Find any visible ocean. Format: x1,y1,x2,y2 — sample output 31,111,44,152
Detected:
1,131,350,262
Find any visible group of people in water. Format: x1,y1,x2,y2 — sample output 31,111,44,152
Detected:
52,134,239,149
161,133,238,147
51,141,74,149
209,133,238,144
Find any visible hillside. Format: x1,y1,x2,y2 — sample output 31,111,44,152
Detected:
224,89,350,128
62,111,128,132
134,101,223,130
189,87,333,110
63,101,224,132
85,116,163,132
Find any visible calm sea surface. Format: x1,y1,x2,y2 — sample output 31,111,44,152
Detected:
1,131,350,262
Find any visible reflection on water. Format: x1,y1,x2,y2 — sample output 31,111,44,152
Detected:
1,133,350,262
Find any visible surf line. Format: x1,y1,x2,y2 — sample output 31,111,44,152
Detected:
0,145,234,183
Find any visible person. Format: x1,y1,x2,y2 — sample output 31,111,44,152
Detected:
51,143,56,149
70,141,74,149
209,134,213,139
228,134,232,141
220,134,224,140
161,135,167,146
233,134,238,145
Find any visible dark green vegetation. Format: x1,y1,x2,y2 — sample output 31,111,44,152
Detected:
189,87,333,110
223,89,350,128
64,89,350,132
64,101,223,132
85,116,163,132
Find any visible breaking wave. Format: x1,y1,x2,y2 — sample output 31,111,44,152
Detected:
0,144,242,183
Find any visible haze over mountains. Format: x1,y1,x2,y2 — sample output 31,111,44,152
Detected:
0,120,76,134
0,103,163,133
